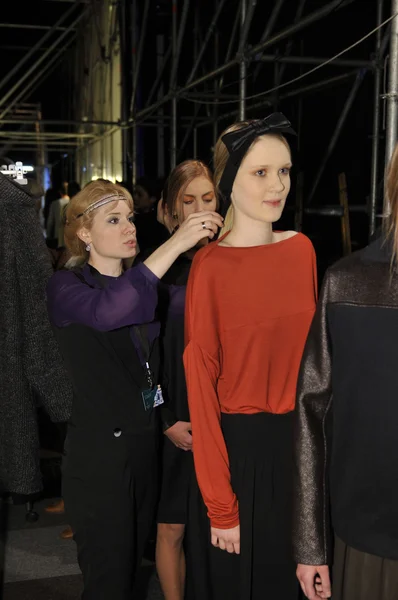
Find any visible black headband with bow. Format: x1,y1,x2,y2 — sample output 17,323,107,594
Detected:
218,112,296,217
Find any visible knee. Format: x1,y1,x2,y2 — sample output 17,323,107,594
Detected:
157,523,185,548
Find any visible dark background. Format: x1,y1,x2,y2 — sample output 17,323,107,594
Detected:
0,0,388,270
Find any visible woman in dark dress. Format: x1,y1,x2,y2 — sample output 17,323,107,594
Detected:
46,179,222,600
155,160,218,600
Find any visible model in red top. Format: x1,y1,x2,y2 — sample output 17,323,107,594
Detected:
183,113,317,600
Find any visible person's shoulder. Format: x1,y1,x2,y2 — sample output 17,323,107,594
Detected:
47,267,83,293
190,241,220,271
290,231,315,252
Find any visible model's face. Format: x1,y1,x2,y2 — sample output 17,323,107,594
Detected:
231,135,292,224
80,200,137,260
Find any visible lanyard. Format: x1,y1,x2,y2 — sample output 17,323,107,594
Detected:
133,325,154,388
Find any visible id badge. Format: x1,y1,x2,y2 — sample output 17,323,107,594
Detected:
153,385,164,407
142,387,156,411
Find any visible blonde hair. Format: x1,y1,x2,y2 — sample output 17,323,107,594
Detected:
213,120,291,236
64,180,133,268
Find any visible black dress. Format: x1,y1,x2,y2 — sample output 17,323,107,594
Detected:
157,256,213,599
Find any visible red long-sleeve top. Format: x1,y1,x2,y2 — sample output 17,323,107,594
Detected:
183,232,317,529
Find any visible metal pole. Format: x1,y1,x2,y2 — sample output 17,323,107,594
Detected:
136,0,355,121
130,0,150,115
0,3,77,96
157,34,165,178
197,71,357,128
118,0,133,185
0,8,87,112
177,104,201,160
0,23,75,32
239,0,247,121
253,0,286,80
132,0,137,185
238,0,257,53
146,45,172,107
186,0,228,85
385,0,398,171
370,0,384,236
170,0,178,169
308,69,367,204
170,0,190,89
256,55,373,68
217,5,241,91
193,127,198,158
277,0,308,83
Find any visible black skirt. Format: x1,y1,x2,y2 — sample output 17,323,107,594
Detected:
208,412,300,600
157,435,194,524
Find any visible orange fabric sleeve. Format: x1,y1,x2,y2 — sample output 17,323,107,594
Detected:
183,251,239,529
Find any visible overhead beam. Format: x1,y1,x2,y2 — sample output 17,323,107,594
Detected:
0,23,75,32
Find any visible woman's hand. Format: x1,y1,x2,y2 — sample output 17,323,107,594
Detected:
296,564,331,599
211,524,240,554
164,421,192,451
171,211,223,254
143,211,223,279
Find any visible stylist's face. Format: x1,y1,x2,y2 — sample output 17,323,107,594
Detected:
80,200,137,260
231,135,292,224
177,176,217,247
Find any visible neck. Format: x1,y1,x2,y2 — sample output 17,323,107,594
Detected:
225,213,274,247
88,256,123,277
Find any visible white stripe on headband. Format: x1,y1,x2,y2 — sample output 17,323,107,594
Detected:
77,193,128,218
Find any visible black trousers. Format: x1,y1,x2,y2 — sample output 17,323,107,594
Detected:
63,429,158,600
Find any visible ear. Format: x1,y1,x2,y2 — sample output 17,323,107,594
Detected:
77,226,91,244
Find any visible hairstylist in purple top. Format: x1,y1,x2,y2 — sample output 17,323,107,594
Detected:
46,179,223,600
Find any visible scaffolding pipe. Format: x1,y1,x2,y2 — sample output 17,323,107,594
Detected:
0,7,86,113
170,0,178,169
277,0,308,83
0,23,75,32
186,0,227,85
170,0,190,89
239,0,247,120
253,0,286,80
132,0,138,185
136,0,355,120
308,69,366,204
0,3,78,96
238,0,257,54
177,104,201,160
147,45,172,107
197,71,358,128
385,0,398,180
257,54,373,68
370,0,384,237
217,4,241,91
130,0,150,115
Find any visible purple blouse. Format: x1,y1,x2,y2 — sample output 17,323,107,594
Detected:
47,262,159,331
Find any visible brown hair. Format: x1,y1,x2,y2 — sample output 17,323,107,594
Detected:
385,144,398,263
214,120,291,236
64,180,133,268
162,159,217,225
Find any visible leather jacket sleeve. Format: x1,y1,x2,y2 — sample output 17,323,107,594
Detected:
293,270,333,565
